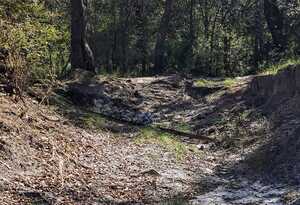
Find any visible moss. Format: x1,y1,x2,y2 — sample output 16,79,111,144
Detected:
135,127,189,160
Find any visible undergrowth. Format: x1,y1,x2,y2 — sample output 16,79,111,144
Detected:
79,112,107,130
175,123,192,133
260,58,300,76
195,78,237,88
0,0,69,85
135,127,190,160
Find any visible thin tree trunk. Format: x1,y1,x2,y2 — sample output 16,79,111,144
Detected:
153,0,174,74
71,0,96,73
119,0,130,74
253,0,264,71
263,0,287,53
187,0,196,70
111,0,117,71
223,28,232,76
135,0,149,72
189,0,195,49
140,0,149,72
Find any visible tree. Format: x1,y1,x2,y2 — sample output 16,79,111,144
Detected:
67,0,299,77
135,0,150,72
264,0,287,53
119,0,131,73
154,0,174,74
71,0,95,73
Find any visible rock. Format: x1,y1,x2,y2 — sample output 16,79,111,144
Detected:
66,78,153,125
197,143,212,150
189,181,288,205
141,169,161,176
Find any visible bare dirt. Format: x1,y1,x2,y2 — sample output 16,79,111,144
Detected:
1,71,300,204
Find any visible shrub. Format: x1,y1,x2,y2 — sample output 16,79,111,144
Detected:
0,0,70,85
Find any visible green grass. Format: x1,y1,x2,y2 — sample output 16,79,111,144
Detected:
135,127,189,160
260,58,300,76
195,78,237,88
223,78,237,88
175,123,192,133
195,79,215,87
80,112,107,129
97,69,122,78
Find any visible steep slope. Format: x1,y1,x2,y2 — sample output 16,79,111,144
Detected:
1,68,300,204
246,64,300,185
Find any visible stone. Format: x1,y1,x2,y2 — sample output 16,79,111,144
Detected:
66,77,153,125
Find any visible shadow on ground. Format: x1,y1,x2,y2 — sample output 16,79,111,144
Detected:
24,70,300,204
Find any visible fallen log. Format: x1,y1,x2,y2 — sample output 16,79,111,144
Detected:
155,126,215,142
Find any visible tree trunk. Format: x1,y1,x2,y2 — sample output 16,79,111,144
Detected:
153,0,174,74
185,0,196,70
253,0,264,71
71,0,96,73
263,0,287,53
119,0,130,74
110,0,117,71
189,0,195,50
223,34,231,76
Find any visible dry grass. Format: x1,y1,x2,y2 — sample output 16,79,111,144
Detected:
4,52,28,96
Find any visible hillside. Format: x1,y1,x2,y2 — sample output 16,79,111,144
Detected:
1,66,300,204
1,1,300,204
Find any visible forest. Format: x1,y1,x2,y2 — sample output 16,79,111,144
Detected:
1,0,300,80
0,0,300,204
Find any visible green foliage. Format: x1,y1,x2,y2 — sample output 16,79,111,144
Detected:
195,79,214,87
175,123,192,133
223,78,237,88
195,78,237,88
80,113,106,130
260,58,300,76
1,0,299,81
135,127,188,160
0,0,70,84
87,0,300,77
